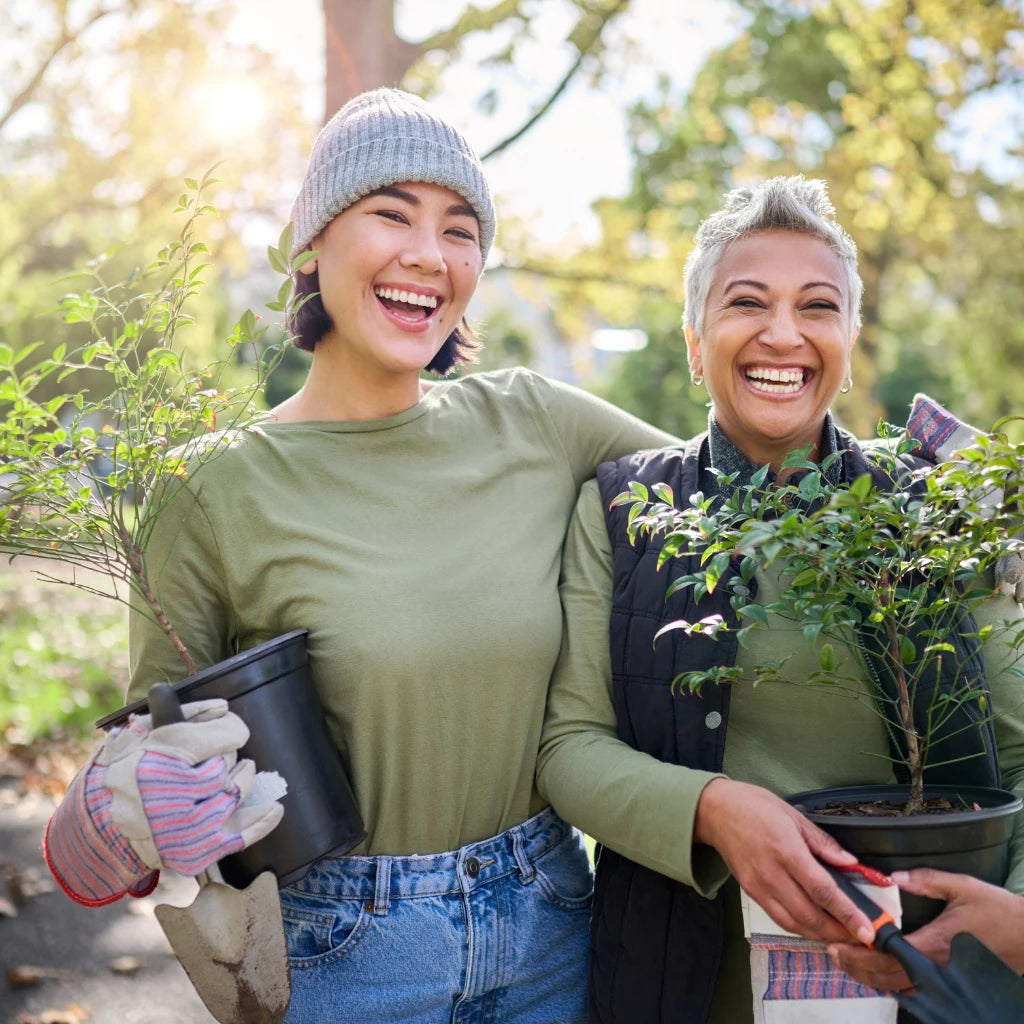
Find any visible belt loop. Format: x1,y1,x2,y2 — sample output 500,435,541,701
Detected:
372,857,392,915
511,826,535,883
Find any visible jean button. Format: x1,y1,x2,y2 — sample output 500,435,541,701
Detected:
466,856,481,878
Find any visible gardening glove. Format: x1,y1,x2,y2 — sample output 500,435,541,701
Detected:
44,698,286,908
907,392,1024,602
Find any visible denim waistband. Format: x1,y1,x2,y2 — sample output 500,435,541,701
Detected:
282,806,574,905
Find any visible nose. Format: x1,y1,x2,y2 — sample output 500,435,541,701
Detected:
759,305,804,352
399,227,446,275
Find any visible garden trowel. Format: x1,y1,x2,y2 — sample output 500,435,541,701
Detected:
148,683,291,1024
825,863,1024,1023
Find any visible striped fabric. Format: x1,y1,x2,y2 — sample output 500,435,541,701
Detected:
753,939,882,1001
133,751,244,874
43,760,159,908
43,749,245,906
906,392,972,460
745,886,900,1023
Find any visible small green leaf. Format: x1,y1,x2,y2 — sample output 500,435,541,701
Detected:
900,637,916,664
652,482,674,505
791,568,818,587
850,473,873,499
267,246,288,274
818,643,837,672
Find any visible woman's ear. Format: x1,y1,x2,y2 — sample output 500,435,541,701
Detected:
684,324,702,378
296,240,320,276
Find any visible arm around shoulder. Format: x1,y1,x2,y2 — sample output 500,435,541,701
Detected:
536,479,726,892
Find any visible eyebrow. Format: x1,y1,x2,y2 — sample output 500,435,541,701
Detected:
365,185,479,222
723,278,842,296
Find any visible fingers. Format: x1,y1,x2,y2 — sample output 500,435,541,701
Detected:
145,711,251,765
230,798,286,850
697,780,873,945
790,818,875,945
828,942,911,992
130,697,230,733
755,852,875,946
798,817,858,868
889,867,965,901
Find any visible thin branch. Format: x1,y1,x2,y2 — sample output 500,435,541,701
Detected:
0,3,123,135
416,0,527,54
482,0,631,160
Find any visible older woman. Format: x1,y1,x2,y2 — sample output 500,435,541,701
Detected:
535,176,1024,1024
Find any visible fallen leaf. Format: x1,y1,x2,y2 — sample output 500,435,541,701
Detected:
16,1003,91,1024
108,956,141,975
6,965,72,989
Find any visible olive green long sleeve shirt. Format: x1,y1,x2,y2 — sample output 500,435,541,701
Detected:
127,367,677,857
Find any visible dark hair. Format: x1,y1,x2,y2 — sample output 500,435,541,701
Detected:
287,267,481,376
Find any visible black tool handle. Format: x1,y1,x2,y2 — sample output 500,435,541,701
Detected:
824,862,953,994
822,863,903,950
147,682,186,728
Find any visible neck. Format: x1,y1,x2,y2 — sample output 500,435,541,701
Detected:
272,347,428,423
710,416,830,484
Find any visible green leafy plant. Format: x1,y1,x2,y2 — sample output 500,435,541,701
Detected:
0,170,312,677
616,428,1024,815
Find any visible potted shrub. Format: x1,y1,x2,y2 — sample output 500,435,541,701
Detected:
616,428,1024,929
0,173,365,887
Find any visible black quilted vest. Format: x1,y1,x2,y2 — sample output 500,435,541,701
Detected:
588,433,999,1024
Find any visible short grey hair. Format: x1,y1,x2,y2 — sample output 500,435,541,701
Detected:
682,176,862,335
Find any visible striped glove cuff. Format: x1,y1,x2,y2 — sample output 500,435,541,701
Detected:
43,760,158,908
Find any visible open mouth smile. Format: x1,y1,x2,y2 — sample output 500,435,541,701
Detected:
374,286,441,324
745,366,806,394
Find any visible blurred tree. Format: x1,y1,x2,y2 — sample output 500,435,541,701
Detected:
1,0,311,403
321,0,632,140
554,0,1024,436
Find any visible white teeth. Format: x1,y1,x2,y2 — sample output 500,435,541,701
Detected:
374,287,438,308
746,368,805,393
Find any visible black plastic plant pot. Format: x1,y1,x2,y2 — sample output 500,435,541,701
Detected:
97,629,366,889
786,783,1022,933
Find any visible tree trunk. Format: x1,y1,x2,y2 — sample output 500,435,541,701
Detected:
321,0,422,121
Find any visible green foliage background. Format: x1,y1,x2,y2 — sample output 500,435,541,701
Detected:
3,0,1024,745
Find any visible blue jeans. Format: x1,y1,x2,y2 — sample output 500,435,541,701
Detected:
280,806,593,1023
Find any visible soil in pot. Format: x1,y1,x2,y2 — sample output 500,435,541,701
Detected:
786,783,1023,933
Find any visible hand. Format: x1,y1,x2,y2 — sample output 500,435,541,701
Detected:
98,697,286,874
693,778,875,945
906,393,985,466
45,697,286,906
906,393,1024,600
829,868,1024,990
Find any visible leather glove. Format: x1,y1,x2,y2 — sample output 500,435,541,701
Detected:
45,697,286,907
907,393,1024,602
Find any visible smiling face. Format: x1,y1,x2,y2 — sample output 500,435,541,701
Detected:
686,229,857,470
303,181,483,395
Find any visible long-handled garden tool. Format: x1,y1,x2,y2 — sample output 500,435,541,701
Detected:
826,863,1024,1023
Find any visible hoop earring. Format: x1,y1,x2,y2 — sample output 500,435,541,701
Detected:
839,376,852,394
690,372,704,387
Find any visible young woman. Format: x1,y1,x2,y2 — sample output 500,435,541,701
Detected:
43,87,679,1024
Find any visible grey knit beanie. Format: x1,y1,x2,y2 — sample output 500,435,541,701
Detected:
290,88,496,262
